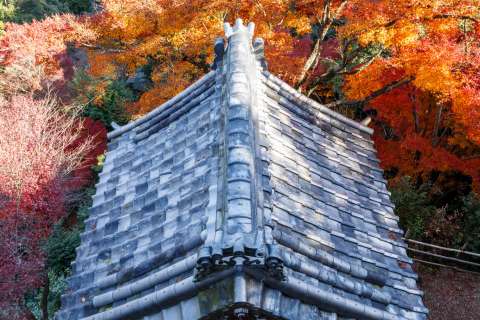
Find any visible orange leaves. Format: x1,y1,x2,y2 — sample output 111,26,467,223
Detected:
452,87,480,144
131,60,200,115
87,0,310,114
358,20,422,48
369,84,480,192
341,0,479,97
94,0,159,42
375,128,480,191
344,58,404,100
265,30,307,83
9,0,471,192
86,50,118,78
82,0,317,115
339,1,480,191
284,11,311,35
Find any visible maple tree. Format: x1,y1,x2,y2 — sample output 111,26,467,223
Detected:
330,1,480,191
0,13,96,98
2,2,477,198
0,13,104,318
83,0,307,115
0,95,99,317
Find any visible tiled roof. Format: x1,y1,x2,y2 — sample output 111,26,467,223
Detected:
57,19,427,320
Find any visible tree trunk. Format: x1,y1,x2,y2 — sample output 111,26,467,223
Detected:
432,105,444,147
295,0,349,89
412,106,420,133
41,275,50,320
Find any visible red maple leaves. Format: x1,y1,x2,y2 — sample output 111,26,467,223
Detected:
0,95,105,311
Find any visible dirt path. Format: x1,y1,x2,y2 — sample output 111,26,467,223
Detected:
417,265,480,320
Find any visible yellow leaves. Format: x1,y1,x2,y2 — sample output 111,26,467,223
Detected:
343,1,479,126
398,38,461,100
412,64,456,99
97,0,160,42
395,22,422,46
424,17,458,37
358,21,421,47
358,28,390,46
284,12,311,35
451,87,480,144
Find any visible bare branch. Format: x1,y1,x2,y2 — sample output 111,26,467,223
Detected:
324,76,414,108
295,0,349,89
381,14,479,30
462,154,480,160
431,14,479,24
296,39,322,90
79,43,126,53
338,50,382,76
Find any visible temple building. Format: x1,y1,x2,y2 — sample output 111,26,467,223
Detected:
57,20,428,320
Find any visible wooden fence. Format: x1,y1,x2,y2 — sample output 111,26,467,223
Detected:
403,238,480,275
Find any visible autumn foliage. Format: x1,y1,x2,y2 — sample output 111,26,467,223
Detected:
75,0,480,192
339,1,480,190
0,14,96,98
0,0,480,316
0,10,104,317
0,95,100,314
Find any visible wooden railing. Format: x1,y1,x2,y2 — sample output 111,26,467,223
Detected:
403,238,480,275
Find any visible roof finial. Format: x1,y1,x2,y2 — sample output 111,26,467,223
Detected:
235,18,244,28
223,19,255,39
253,37,267,70
212,37,225,70
224,22,233,37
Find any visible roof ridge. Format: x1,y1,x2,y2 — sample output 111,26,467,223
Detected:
220,18,259,240
195,19,285,282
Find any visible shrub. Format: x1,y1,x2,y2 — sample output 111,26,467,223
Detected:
72,70,134,129
390,176,436,239
458,194,480,253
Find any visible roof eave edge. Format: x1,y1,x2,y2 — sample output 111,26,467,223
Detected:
262,71,374,135
107,70,215,140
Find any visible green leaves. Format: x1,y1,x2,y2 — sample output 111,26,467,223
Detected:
391,176,435,239
25,271,67,320
391,176,480,253
460,194,480,252
71,70,134,130
81,83,132,129
25,186,96,318
3,0,91,24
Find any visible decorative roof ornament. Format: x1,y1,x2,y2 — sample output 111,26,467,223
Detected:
224,18,255,39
